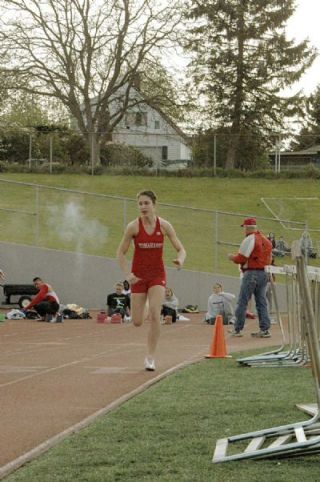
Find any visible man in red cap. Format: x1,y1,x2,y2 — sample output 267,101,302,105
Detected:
227,217,272,337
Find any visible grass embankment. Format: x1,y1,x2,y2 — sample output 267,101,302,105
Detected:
5,350,318,482
0,173,320,275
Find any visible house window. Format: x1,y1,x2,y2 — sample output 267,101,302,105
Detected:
125,112,135,128
125,112,147,127
135,112,147,126
155,120,160,129
162,146,168,160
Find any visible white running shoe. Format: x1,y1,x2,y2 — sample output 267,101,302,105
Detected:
144,356,156,371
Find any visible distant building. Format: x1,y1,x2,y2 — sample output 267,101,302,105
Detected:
113,96,191,168
269,144,320,169
78,84,192,169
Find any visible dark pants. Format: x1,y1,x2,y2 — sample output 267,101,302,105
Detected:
34,301,59,317
161,306,177,323
234,270,270,332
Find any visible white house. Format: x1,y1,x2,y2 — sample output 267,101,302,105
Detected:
113,91,192,168
80,84,192,168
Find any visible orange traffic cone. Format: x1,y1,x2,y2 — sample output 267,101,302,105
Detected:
205,314,229,358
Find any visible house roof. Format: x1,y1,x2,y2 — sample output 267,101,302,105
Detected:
280,144,320,156
127,84,190,144
84,81,191,145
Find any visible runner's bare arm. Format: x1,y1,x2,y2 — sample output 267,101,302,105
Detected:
161,219,186,269
116,221,140,284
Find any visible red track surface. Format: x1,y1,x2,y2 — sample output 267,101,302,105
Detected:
0,311,283,475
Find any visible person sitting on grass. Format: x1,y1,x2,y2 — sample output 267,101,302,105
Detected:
205,282,235,325
273,236,290,257
23,277,60,322
161,287,179,324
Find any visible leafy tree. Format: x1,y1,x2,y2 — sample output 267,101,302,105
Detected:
1,94,50,128
184,0,316,169
192,126,270,170
138,60,185,123
0,0,183,167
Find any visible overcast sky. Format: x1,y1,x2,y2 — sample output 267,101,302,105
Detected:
168,1,320,95
286,0,320,94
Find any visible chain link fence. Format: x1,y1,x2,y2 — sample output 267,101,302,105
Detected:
1,178,319,276
1,128,320,174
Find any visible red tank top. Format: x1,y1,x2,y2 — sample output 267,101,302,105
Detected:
131,217,165,279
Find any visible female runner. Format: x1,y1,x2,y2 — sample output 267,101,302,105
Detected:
117,190,186,371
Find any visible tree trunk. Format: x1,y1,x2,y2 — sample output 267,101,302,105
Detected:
89,131,101,169
225,133,240,169
225,1,245,170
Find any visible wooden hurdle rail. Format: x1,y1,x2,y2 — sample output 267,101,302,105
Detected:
213,245,320,463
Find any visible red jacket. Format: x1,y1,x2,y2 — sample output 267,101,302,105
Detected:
26,284,59,310
232,231,272,270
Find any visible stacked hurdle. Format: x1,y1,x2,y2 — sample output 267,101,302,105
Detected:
236,262,320,368
213,242,320,463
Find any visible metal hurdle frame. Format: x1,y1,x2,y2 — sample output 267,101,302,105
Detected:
213,244,320,462
237,264,311,367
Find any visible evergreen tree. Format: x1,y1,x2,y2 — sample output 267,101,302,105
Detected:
184,0,316,169
293,86,320,150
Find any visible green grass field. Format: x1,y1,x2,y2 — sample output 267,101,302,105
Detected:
0,173,320,275
2,174,319,480
5,350,318,482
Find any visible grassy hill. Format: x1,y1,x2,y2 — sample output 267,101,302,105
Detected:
0,173,319,275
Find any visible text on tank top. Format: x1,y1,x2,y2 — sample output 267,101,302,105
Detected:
131,217,165,279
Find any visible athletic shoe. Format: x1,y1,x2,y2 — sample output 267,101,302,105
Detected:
270,318,277,325
144,356,156,371
251,330,271,338
228,328,243,337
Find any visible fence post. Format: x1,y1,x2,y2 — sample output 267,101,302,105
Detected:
49,136,53,174
123,199,127,232
35,186,40,246
28,134,32,169
213,134,217,177
214,211,219,272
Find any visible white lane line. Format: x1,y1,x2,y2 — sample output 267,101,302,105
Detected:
0,345,141,388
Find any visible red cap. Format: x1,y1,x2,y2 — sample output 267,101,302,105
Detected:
241,217,257,227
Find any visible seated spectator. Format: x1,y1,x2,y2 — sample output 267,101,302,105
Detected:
23,277,60,322
123,279,131,296
107,282,130,319
273,236,290,257
161,287,178,324
300,231,317,259
205,283,235,325
267,232,276,249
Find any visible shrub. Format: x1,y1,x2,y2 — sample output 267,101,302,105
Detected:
101,143,152,168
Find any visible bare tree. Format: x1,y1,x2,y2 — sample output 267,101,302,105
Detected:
0,0,183,166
